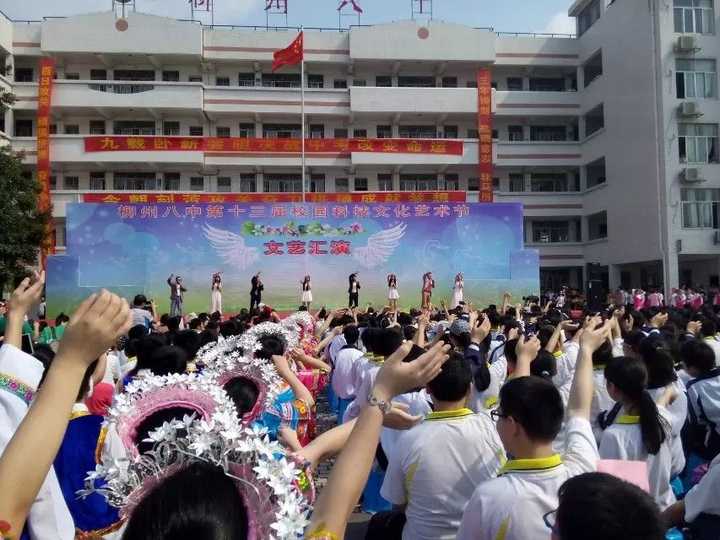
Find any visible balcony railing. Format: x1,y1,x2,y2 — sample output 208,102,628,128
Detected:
88,83,155,94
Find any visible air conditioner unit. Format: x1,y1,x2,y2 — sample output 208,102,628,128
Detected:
676,35,700,52
714,231,720,245
679,101,703,117
682,167,704,183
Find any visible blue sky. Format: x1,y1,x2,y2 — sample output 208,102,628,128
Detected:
0,0,575,35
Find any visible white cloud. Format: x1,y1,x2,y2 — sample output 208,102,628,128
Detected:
542,11,575,35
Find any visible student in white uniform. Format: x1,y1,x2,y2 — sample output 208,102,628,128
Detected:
381,353,505,540
598,356,676,509
698,318,720,366
457,321,607,540
681,339,720,458
331,325,366,423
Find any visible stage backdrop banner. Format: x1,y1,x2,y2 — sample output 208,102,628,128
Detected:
47,202,539,316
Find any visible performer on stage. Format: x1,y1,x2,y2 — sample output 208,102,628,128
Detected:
387,273,399,311
250,271,263,311
167,274,186,317
301,275,313,309
210,272,223,315
421,271,435,309
348,272,360,308
451,272,464,309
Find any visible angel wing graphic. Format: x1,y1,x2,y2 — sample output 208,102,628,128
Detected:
352,223,407,269
203,223,260,269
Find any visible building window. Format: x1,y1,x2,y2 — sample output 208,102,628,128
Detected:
49,175,57,190
441,173,460,191
376,125,392,138
400,174,438,191
353,177,368,191
588,211,608,240
335,178,349,192
530,126,568,142
88,172,105,190
531,173,572,192
586,157,607,188
163,121,180,136
113,172,158,190
215,76,230,86
532,221,570,243
676,59,717,98
240,174,256,192
238,73,254,87
583,51,603,87
584,104,605,137
508,125,524,141
674,0,715,34
89,120,106,135
353,128,367,138
90,69,107,81
163,173,181,191
333,79,348,89
65,72,80,80
238,123,255,138
682,188,720,228
113,69,155,81
376,76,392,87
263,123,301,138
309,124,325,139
377,174,393,191
262,73,300,88
15,119,33,137
679,123,719,163
509,173,525,192
399,125,436,139
578,0,601,36
507,77,523,91
63,176,79,190
216,126,231,138
334,128,349,138
14,68,33,82
467,128,479,139
189,125,204,136
63,124,79,135
441,76,458,88
49,124,57,135
217,177,232,192
468,177,479,191
307,74,324,88
529,78,565,92
190,177,205,191
310,174,325,193
188,75,202,83
398,75,435,88
493,177,500,189
352,79,367,87
113,121,155,136
466,80,478,88
443,125,459,139
162,70,180,82
264,174,302,193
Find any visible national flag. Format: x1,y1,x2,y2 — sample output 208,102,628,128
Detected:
272,32,303,72
338,0,363,13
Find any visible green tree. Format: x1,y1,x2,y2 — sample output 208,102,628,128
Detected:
0,141,51,293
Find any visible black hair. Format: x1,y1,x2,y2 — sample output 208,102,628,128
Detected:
224,377,259,417
530,350,557,380
199,330,218,348
134,406,197,454
556,472,664,540
219,320,240,338
33,344,55,371
255,334,286,360
499,376,564,442
148,346,188,377
537,325,556,349
638,337,677,388
173,330,202,360
604,356,667,455
372,328,404,358
700,318,718,338
592,340,613,368
189,318,202,331
166,316,182,333
343,324,360,347
76,359,100,402
122,461,249,540
160,314,169,326
681,339,716,374
133,294,147,307
504,338,519,365
427,352,471,402
55,312,70,326
128,335,167,378
402,325,416,341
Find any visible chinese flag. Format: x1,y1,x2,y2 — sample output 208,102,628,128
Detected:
272,32,304,72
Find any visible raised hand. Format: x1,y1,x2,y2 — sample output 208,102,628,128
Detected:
515,334,541,362
6,271,45,318
471,314,492,344
580,319,611,354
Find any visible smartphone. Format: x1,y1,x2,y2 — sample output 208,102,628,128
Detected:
21,334,34,355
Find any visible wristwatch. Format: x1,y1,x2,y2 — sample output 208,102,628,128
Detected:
367,392,392,415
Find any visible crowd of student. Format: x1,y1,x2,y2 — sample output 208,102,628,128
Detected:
1,273,720,540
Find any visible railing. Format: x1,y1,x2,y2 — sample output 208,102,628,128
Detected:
496,31,576,39
88,83,155,94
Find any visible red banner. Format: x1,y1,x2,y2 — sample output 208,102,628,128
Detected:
37,58,55,266
82,191,467,204
477,68,493,203
83,136,464,156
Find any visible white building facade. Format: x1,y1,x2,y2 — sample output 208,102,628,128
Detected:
0,0,717,296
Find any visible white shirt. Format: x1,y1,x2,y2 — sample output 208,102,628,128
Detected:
703,337,720,366
331,347,365,399
649,381,687,477
381,409,505,540
686,368,720,437
327,334,347,366
591,368,615,440
457,416,598,540
685,453,720,522
598,407,675,509
469,355,506,412
0,344,75,540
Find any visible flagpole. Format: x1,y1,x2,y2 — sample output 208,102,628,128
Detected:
300,27,306,203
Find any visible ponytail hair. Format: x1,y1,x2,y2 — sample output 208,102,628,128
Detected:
604,356,667,455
